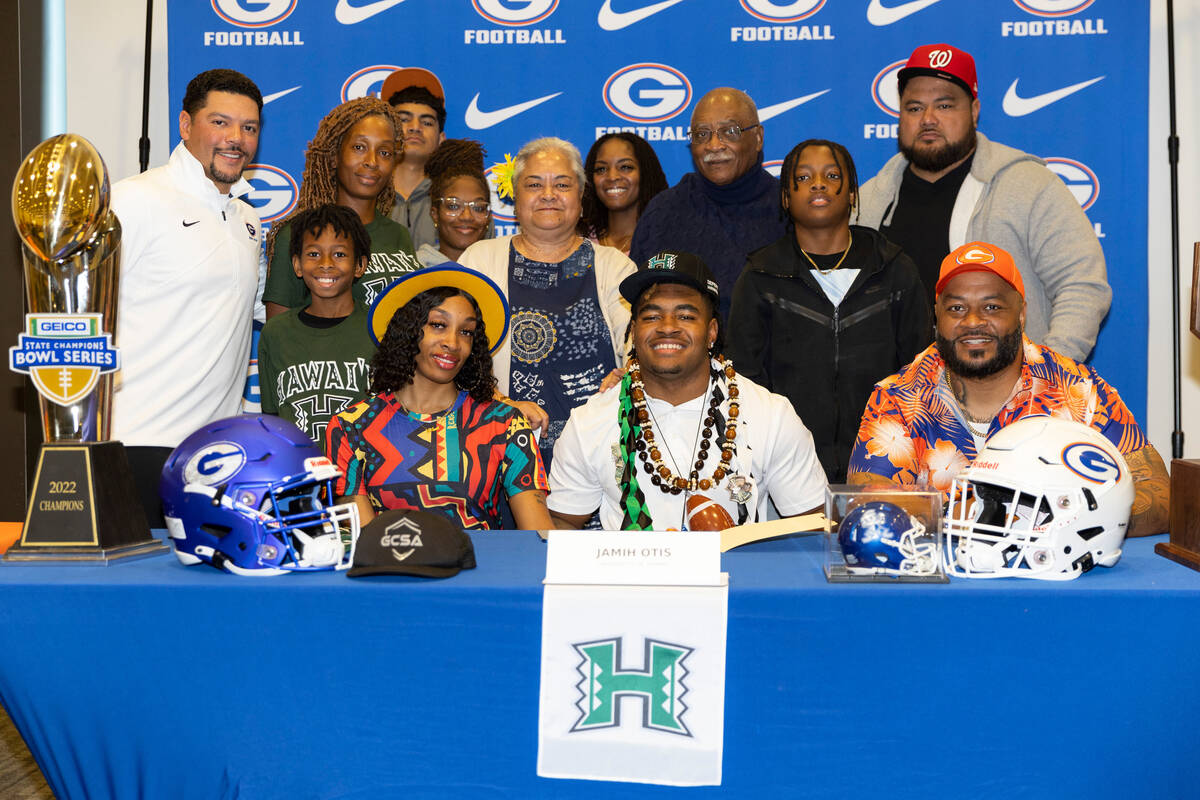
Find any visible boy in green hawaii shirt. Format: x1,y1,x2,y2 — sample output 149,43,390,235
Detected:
259,204,377,443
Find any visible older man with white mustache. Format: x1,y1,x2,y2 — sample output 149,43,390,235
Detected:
629,88,785,317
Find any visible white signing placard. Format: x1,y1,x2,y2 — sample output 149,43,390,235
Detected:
544,530,721,586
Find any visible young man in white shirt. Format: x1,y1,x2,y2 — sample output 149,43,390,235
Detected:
548,251,827,531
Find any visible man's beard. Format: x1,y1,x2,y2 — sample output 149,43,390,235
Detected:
900,126,977,174
206,151,246,187
937,326,1022,379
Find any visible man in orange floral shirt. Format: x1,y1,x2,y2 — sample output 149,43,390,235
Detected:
847,241,1168,537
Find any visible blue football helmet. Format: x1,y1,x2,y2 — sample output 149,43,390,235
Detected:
839,501,937,576
160,415,360,575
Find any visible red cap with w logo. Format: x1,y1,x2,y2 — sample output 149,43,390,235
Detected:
898,43,978,99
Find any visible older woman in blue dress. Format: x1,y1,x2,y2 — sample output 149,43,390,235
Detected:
459,137,633,471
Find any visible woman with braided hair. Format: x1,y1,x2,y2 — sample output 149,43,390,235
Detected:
264,97,422,319
418,138,493,268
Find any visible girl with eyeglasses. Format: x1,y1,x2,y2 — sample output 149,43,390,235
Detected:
419,139,494,268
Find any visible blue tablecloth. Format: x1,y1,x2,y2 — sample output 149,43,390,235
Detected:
0,532,1197,799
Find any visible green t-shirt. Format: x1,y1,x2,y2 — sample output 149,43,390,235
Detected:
264,214,422,310
258,303,378,443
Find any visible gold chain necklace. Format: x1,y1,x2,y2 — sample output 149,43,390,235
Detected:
942,368,994,434
799,229,853,275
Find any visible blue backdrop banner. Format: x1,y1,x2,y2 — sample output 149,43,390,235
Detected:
167,0,1147,420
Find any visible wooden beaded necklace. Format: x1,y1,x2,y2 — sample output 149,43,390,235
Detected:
626,355,740,494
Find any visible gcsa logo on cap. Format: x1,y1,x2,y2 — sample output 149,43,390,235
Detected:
1062,441,1121,484
380,516,423,560
244,164,298,224
472,0,558,25
871,60,905,118
211,0,297,28
1013,0,1095,17
184,442,247,486
957,246,996,264
1045,157,1099,211
341,64,404,102
603,63,692,124
739,0,825,23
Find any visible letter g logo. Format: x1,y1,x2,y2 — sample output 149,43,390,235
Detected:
603,63,692,124
958,247,995,264
184,442,247,486
472,0,558,25
211,0,297,28
1063,442,1121,484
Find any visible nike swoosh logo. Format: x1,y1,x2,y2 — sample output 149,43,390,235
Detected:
182,220,199,227
866,0,943,26
464,92,563,130
597,0,688,31
262,86,300,105
1002,76,1104,117
758,90,830,122
335,0,408,25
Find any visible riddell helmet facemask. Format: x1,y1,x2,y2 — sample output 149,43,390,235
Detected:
944,416,1133,580
839,500,938,576
160,415,360,575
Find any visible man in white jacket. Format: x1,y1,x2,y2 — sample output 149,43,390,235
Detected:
111,68,264,524
855,43,1110,362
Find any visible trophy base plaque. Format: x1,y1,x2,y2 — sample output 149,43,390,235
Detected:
1156,458,1200,572
5,441,168,563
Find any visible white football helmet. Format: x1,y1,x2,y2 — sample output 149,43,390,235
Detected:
944,416,1133,580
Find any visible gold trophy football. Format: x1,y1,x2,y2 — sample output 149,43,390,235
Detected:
5,134,165,561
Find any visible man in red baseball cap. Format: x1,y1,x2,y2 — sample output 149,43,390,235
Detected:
847,241,1168,539
855,42,1111,365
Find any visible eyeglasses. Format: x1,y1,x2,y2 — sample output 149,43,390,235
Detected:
686,123,761,145
435,197,490,217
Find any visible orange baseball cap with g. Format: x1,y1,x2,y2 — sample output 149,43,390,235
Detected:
935,242,1025,299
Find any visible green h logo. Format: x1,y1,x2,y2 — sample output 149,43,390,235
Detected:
571,637,692,736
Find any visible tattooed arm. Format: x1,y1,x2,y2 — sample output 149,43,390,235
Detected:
1126,444,1170,538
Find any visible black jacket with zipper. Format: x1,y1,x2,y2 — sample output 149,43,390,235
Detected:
727,225,931,482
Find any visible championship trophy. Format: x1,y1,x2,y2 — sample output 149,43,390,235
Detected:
5,134,165,562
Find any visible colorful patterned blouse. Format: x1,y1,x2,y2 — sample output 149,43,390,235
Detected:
847,338,1145,497
325,390,548,529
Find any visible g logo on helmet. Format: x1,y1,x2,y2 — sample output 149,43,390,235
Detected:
341,64,404,102
472,0,558,25
927,49,953,69
957,246,996,264
184,442,247,485
244,164,298,224
211,0,297,28
1013,0,1096,17
871,60,905,118
739,0,825,23
603,63,692,124
1062,442,1121,484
